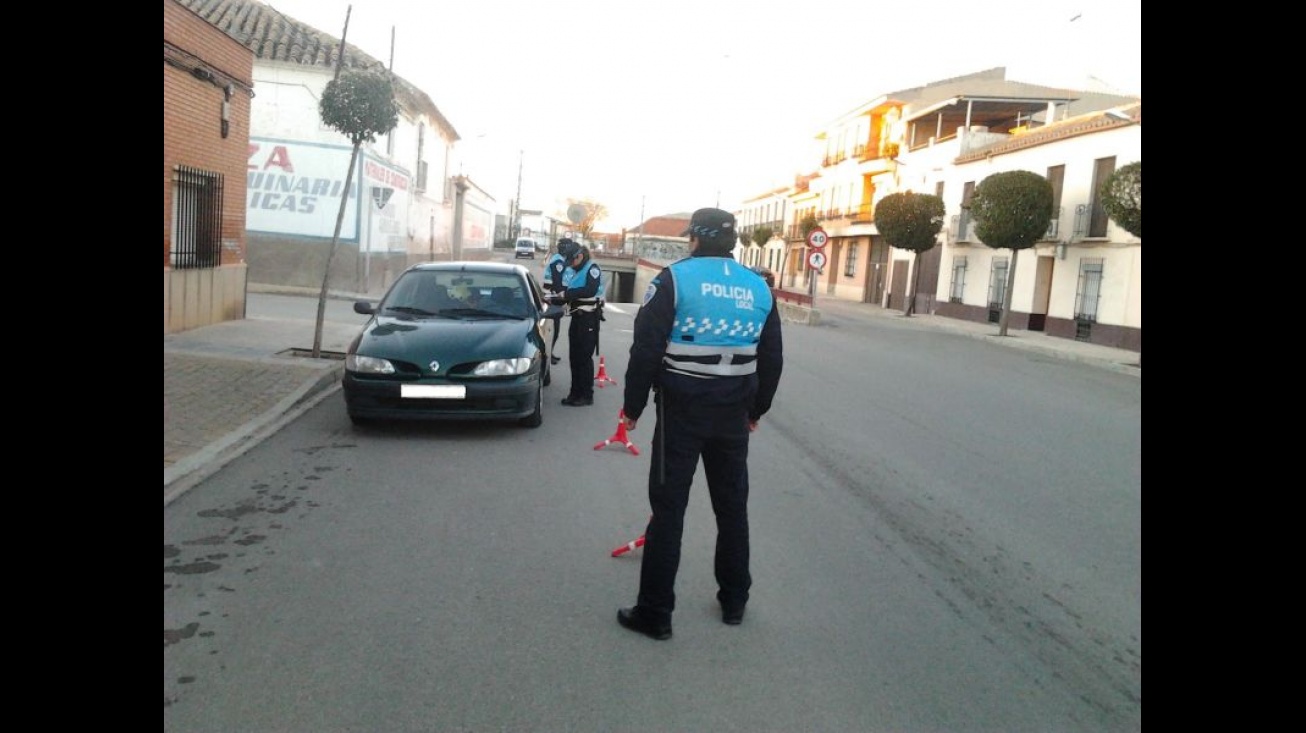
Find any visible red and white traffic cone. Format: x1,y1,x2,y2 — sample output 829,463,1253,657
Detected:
594,355,617,388
594,409,640,455
611,514,651,557
610,534,645,557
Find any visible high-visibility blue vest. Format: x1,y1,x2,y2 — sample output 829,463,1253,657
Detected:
663,257,772,377
544,253,571,290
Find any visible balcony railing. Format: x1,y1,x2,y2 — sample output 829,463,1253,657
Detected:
819,203,874,223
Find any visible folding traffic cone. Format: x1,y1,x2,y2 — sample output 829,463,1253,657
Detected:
594,409,640,455
594,355,617,388
610,515,651,557
610,534,645,557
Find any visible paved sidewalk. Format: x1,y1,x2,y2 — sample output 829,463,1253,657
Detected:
811,297,1142,375
164,298,363,504
164,291,1139,504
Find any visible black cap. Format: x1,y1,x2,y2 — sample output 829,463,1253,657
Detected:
557,238,579,259
681,207,736,241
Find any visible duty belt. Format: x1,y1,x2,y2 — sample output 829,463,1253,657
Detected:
568,299,600,315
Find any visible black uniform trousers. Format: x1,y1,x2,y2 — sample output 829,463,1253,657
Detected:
636,393,752,623
548,312,563,353
566,309,599,399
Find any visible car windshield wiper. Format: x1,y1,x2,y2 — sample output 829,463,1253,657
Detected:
384,305,437,316
438,307,514,319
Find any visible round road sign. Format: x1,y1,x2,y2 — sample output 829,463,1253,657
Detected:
807,250,827,270
806,227,828,249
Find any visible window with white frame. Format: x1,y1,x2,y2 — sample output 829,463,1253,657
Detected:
949,256,967,302
958,181,976,241
987,256,1009,308
1088,157,1114,238
844,240,858,277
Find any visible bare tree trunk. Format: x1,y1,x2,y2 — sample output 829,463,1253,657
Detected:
904,251,921,317
312,142,360,358
997,248,1019,337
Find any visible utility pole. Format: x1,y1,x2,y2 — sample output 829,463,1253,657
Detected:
636,195,645,256
512,150,523,240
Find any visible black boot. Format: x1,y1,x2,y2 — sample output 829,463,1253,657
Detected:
617,607,671,640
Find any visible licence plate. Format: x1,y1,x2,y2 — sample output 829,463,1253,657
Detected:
401,384,466,399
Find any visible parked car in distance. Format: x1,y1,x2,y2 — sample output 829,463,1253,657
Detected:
514,238,537,259
342,261,562,428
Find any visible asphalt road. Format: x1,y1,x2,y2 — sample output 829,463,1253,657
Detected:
164,288,1141,732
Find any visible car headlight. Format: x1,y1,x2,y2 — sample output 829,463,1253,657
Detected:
471,357,532,377
346,354,396,374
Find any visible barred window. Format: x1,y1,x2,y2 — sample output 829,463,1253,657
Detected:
843,241,858,277
949,256,967,302
170,166,223,269
1075,258,1104,322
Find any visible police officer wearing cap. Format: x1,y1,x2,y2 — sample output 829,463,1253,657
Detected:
616,207,784,640
556,241,604,406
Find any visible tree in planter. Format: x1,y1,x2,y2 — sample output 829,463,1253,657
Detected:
310,67,399,358
874,192,945,317
968,170,1054,337
1101,161,1141,238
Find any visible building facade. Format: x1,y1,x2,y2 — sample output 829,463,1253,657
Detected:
737,67,1141,351
164,0,255,333
932,105,1141,350
735,188,789,278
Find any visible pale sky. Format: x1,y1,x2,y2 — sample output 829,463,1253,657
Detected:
262,0,1141,231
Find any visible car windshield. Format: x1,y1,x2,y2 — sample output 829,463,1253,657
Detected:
381,270,535,320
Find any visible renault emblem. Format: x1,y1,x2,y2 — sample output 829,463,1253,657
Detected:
428,360,440,373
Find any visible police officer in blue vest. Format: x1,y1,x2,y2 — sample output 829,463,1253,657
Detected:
616,207,784,640
556,241,604,406
543,239,574,365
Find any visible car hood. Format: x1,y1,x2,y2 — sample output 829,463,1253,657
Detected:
354,315,537,365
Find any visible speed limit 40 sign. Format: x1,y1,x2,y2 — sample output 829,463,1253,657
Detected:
806,227,828,249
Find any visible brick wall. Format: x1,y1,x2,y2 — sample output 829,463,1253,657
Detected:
163,0,253,268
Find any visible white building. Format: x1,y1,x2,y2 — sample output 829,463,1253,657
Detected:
929,104,1142,349
181,0,497,295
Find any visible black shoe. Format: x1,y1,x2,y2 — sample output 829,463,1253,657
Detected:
617,607,671,640
722,604,745,625
561,395,594,406
550,356,561,365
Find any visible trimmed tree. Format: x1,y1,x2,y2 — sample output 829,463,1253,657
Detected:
799,214,820,238
1101,161,1141,238
875,192,945,317
968,170,1054,337
311,67,399,358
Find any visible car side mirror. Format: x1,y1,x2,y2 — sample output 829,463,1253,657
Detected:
541,304,565,319
354,301,377,315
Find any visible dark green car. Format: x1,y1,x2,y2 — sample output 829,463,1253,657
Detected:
343,261,562,428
